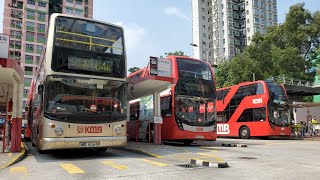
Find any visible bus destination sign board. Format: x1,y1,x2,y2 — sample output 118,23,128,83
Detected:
68,56,113,73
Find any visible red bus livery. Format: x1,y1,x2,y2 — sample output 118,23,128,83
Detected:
216,80,291,138
129,56,217,144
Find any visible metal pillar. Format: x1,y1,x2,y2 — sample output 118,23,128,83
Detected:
153,92,162,144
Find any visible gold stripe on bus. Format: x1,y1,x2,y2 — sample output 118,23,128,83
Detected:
57,30,120,43
55,38,123,50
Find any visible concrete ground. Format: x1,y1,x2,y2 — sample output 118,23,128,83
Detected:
0,138,319,180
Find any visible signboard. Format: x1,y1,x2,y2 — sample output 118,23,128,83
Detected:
68,56,113,73
0,34,9,59
154,116,163,124
149,56,171,77
157,59,171,77
149,56,158,75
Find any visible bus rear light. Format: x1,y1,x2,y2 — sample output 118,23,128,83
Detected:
50,124,56,128
55,127,64,136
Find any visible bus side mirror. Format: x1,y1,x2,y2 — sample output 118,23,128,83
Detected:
38,85,44,94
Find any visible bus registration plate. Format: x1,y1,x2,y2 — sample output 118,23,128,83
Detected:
79,142,100,147
195,135,204,139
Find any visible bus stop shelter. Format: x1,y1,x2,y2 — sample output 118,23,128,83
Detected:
0,58,23,153
127,57,176,144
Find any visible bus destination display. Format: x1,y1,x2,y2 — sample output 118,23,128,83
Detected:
68,56,113,73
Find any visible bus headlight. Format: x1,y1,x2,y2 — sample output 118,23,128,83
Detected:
115,127,121,134
55,127,64,136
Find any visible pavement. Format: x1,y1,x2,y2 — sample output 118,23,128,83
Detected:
0,138,320,179
0,140,27,170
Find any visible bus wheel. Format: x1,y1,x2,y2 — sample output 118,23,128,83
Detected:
98,148,108,152
239,126,250,139
183,140,193,145
38,149,46,154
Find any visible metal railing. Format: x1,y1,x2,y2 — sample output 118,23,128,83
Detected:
268,76,315,88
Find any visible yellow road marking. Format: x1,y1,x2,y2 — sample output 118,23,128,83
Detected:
60,163,85,174
136,149,163,158
196,152,225,163
10,166,28,174
142,159,170,167
102,161,128,170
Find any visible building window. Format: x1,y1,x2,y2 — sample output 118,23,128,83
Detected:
66,8,74,14
25,55,33,60
255,17,260,23
85,0,88,5
67,0,73,3
26,32,34,39
27,0,35,5
76,0,82,5
38,2,46,8
27,10,35,17
37,34,45,42
25,66,33,72
38,13,46,20
26,44,34,49
38,23,46,29
75,10,82,15
26,21,34,27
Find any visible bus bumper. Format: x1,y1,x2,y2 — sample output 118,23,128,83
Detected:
40,136,127,150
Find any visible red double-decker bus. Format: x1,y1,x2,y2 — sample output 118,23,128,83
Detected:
216,80,291,138
129,56,217,144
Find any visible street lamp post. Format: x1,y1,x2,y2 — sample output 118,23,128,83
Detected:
190,43,209,63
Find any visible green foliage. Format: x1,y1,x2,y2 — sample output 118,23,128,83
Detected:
128,67,140,73
215,3,320,88
163,51,187,57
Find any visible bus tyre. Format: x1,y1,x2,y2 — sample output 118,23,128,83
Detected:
239,126,250,139
183,140,193,145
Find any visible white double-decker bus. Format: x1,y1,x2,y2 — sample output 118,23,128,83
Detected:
26,14,127,153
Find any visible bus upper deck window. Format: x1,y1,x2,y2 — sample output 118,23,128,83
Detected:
85,23,95,33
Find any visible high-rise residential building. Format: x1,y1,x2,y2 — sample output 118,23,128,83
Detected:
2,0,93,109
192,0,278,65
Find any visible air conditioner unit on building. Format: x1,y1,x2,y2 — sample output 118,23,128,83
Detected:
13,3,17,7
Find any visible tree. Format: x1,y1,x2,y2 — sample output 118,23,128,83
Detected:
215,3,320,87
128,67,140,73
162,51,187,57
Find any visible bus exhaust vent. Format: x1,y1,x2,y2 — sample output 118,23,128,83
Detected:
176,164,202,168
238,157,258,160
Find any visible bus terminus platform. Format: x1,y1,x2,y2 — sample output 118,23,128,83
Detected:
0,33,24,153
127,56,177,144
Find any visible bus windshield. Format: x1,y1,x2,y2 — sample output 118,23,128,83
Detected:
44,75,127,123
174,58,216,126
52,16,125,78
266,81,289,127
266,81,287,103
175,58,215,99
175,96,216,126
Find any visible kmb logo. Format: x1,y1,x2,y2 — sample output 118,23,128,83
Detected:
217,124,230,135
77,126,102,133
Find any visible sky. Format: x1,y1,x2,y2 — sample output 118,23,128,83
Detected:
0,0,320,70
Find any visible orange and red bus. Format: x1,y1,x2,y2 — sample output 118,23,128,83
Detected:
129,56,217,144
216,80,291,138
